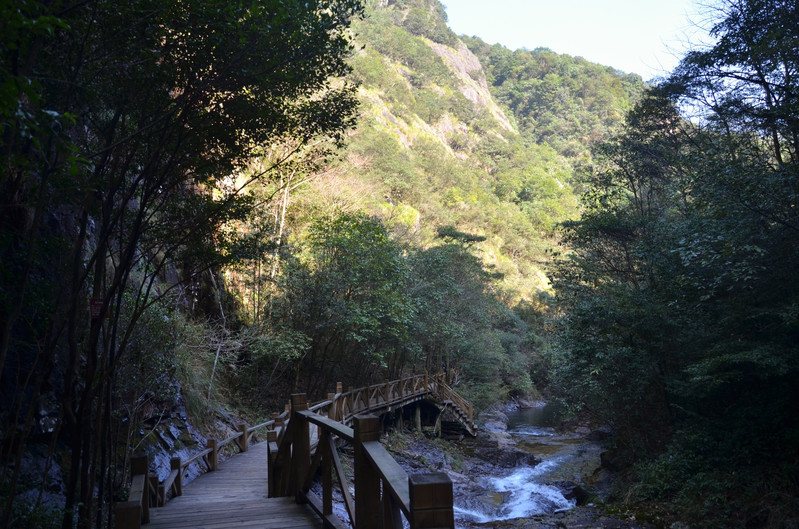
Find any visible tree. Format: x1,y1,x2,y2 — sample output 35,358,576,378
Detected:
0,0,363,526
552,1,799,524
668,0,798,167
553,91,687,453
404,230,533,407
272,213,414,393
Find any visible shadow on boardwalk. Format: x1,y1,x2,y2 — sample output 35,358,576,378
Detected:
147,442,322,529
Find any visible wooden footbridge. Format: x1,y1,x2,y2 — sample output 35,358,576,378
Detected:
117,373,474,529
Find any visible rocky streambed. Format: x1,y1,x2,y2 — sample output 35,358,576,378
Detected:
385,401,655,529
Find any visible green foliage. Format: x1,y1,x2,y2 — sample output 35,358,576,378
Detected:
372,0,457,46
1,0,365,525
0,492,62,529
116,297,181,408
402,5,458,46
436,225,486,244
359,21,451,86
269,213,414,391
463,37,644,163
346,1,639,314
350,50,390,87
350,128,421,202
405,242,532,406
551,1,799,524
233,205,537,406
172,316,222,428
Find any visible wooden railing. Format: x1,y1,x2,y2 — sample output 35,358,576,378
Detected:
269,393,454,529
435,380,474,429
116,372,472,528
115,419,275,528
308,373,474,435
115,456,152,527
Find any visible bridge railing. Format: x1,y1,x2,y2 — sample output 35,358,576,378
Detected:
115,418,275,528
117,371,469,528
308,373,434,427
269,393,454,529
435,378,474,427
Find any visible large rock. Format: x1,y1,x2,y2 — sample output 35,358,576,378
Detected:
476,403,510,433
473,433,540,468
548,480,590,505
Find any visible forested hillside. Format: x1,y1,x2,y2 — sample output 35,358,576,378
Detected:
226,0,645,409
6,0,794,527
0,0,643,525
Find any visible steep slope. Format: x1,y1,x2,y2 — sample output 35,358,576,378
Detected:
462,37,646,163
312,0,644,301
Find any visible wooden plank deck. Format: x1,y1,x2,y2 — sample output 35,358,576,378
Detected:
147,442,322,529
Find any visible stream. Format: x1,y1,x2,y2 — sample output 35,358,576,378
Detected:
453,404,604,527
318,403,608,528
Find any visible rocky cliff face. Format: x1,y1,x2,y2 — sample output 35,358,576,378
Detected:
428,40,514,133
350,0,520,164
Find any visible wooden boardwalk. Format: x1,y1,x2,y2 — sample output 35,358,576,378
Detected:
147,442,322,529
119,374,471,529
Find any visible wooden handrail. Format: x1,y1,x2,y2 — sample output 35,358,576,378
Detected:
115,455,150,528
181,447,212,470
118,372,470,528
118,416,277,528
309,398,333,413
299,410,354,441
247,418,274,433
437,380,474,423
218,431,243,450
363,440,411,513
270,394,455,529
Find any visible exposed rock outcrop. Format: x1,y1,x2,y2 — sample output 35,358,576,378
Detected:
428,40,515,132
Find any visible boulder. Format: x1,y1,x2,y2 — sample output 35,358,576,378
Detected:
472,430,540,468
548,480,590,505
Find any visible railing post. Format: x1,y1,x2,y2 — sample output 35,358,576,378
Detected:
382,485,403,529
132,455,150,524
274,413,285,444
207,439,219,471
115,454,148,529
288,393,310,502
170,457,183,497
267,430,278,497
115,503,140,529
328,392,336,421
409,473,454,529
238,423,249,452
148,474,158,510
354,415,381,529
334,382,343,421
322,434,333,517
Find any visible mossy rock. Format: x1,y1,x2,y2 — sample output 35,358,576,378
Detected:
178,429,197,447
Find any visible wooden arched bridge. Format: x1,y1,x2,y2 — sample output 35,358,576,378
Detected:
117,373,474,529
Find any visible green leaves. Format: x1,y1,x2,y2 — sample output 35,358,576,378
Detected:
271,213,413,382
1,0,366,525
551,2,799,524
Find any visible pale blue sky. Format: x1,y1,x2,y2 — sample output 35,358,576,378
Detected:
441,0,708,80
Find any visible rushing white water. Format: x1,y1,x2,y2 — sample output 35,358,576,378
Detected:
454,405,600,526
454,457,575,524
